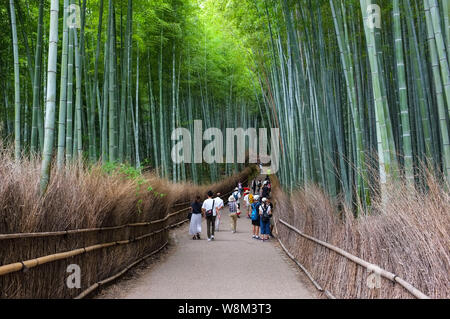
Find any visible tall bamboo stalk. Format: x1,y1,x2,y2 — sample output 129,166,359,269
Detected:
40,0,59,194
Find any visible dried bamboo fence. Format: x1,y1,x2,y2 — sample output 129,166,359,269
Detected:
0,172,251,299
270,175,439,299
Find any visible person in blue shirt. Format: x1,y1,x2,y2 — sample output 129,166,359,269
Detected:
250,195,261,239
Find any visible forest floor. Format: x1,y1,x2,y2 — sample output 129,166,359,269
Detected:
95,171,316,299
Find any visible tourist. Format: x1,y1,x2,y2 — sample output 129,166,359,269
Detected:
257,180,262,194
251,195,261,239
189,196,203,240
243,190,251,218
238,181,243,195
267,198,275,238
228,195,238,233
232,187,241,217
202,190,219,241
261,181,270,199
214,192,224,231
252,179,257,194
259,197,272,242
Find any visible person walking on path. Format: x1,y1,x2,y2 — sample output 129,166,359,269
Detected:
262,181,270,199
252,179,257,194
232,187,241,218
202,191,218,241
243,190,252,218
214,192,224,231
189,196,203,240
257,180,262,194
267,198,275,238
251,195,261,239
228,195,238,233
259,198,272,242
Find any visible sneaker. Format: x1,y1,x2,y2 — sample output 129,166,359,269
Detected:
252,235,256,239
207,238,211,242
196,234,201,240
211,235,215,240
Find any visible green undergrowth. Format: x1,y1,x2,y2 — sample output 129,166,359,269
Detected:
102,162,166,214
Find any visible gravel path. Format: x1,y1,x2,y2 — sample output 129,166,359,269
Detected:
97,207,316,299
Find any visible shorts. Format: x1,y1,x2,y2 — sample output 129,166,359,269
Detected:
260,220,271,235
251,217,260,226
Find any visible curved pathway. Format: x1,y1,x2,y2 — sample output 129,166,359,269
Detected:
97,200,315,299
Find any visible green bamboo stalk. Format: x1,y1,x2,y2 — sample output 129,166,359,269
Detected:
31,0,44,155
108,0,117,162
57,0,69,168
40,0,59,194
66,26,74,163
9,0,20,160
424,0,450,181
74,27,83,159
393,0,413,183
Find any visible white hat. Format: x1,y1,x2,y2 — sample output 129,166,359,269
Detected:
228,195,235,202
235,187,239,191
254,195,260,200
262,197,267,202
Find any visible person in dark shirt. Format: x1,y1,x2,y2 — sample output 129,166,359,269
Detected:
267,198,275,238
189,196,203,240
262,182,270,198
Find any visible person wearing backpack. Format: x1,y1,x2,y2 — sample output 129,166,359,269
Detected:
202,190,218,241
251,195,261,239
259,198,272,241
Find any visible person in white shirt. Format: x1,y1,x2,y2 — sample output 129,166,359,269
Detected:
202,190,220,241
243,191,251,218
232,187,241,217
214,192,224,231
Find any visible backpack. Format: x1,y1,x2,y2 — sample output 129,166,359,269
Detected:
251,202,260,221
205,199,215,218
261,204,271,223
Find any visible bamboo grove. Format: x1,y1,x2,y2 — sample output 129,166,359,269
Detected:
1,0,450,214
1,0,260,192
216,0,449,212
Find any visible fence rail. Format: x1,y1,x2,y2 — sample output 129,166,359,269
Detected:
277,218,430,299
0,176,250,299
